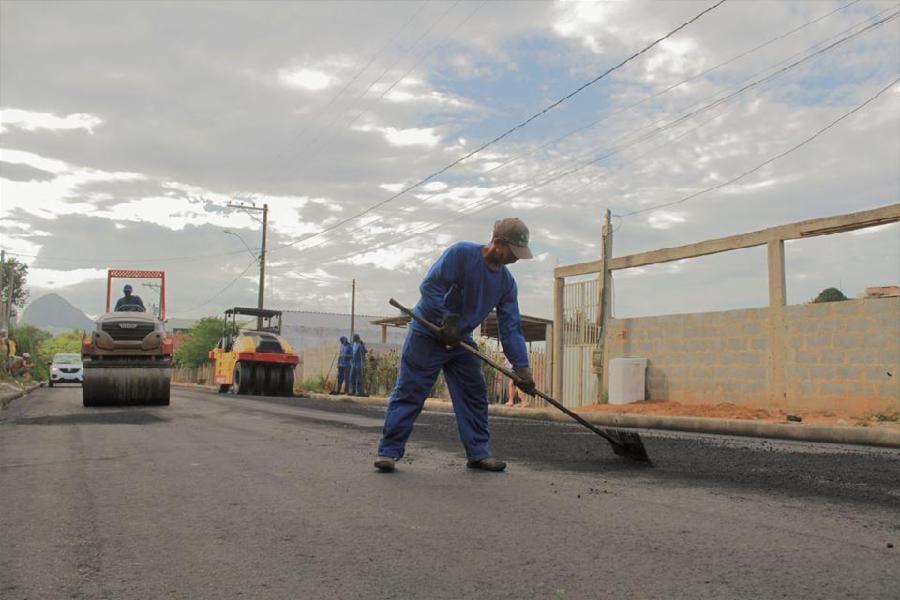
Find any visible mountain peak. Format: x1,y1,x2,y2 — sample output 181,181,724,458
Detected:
20,293,94,334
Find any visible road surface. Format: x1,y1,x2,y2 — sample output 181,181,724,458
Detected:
1,385,897,599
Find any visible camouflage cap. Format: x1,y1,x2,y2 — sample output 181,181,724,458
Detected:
492,217,533,259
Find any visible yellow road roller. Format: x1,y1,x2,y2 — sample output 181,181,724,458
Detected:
209,307,299,396
81,269,173,407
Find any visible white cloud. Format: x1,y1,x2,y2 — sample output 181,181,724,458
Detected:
355,124,441,148
0,148,70,174
0,108,104,134
28,267,108,289
379,182,406,193
277,67,333,91
647,211,687,230
380,78,471,109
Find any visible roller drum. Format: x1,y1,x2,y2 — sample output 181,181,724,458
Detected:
83,361,172,406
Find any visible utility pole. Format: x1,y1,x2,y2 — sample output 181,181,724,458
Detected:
259,204,268,329
350,279,356,338
596,209,613,402
228,201,268,329
0,249,6,331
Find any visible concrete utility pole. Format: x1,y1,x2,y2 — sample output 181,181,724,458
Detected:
350,279,356,338
259,204,268,328
228,201,268,329
0,249,6,331
596,209,613,401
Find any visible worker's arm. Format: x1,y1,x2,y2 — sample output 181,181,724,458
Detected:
495,280,529,370
418,244,463,323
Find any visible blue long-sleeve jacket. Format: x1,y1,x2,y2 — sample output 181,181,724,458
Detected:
412,242,529,369
114,295,145,311
351,341,367,366
338,343,352,368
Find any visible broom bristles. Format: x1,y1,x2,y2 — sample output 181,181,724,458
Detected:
608,429,652,463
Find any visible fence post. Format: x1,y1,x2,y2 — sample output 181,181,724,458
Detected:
552,275,565,401
767,239,787,408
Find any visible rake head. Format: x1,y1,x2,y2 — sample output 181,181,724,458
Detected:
607,429,652,464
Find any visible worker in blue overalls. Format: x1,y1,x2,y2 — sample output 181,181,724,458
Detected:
375,218,535,473
350,333,368,396
331,336,352,395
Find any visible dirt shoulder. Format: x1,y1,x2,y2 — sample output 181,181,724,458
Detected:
577,400,900,432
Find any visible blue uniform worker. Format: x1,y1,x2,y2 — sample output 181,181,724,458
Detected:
375,218,536,473
114,284,145,311
350,334,367,395
334,336,352,394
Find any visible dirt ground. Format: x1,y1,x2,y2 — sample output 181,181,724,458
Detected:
576,400,900,431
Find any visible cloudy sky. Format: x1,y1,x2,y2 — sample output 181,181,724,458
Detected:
1,0,898,323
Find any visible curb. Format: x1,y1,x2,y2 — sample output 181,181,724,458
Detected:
305,392,900,449
0,382,43,410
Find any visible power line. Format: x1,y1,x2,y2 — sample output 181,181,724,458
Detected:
170,257,259,317
272,6,893,264
0,246,251,266
478,0,863,178
5,2,886,272
265,0,729,255
293,0,888,255
231,2,429,204
615,75,900,218
280,9,899,266
240,1,462,205
301,0,486,166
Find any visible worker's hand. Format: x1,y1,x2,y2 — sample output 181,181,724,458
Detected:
513,367,536,396
437,313,462,348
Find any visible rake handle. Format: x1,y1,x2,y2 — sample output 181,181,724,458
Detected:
388,298,620,446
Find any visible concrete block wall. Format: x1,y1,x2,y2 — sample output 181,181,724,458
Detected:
605,308,770,405
784,297,899,413
603,297,899,414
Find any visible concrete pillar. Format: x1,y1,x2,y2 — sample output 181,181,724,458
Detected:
767,239,787,407
552,276,565,400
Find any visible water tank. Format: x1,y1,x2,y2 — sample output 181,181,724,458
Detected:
608,358,647,405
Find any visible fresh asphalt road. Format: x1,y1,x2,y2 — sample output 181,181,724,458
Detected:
1,385,897,600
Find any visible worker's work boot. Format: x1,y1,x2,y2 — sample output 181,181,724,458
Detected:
374,455,396,473
466,457,507,472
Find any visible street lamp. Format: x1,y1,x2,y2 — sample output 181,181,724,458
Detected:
223,230,258,260
225,203,269,330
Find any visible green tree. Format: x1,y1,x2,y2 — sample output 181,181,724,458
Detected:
174,317,234,368
1,257,29,321
40,330,85,358
813,287,848,303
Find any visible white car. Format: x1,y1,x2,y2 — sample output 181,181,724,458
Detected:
49,353,84,386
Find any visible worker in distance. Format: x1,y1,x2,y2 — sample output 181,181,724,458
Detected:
375,217,535,473
114,284,145,311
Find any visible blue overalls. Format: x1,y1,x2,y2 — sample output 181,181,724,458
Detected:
378,242,528,460
336,340,352,393
350,339,367,395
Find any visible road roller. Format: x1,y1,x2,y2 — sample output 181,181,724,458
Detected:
81,269,173,407
209,307,299,396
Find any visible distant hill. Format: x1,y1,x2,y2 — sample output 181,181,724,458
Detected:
19,293,94,334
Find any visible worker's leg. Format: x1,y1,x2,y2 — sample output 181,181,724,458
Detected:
349,364,358,394
377,332,443,459
442,349,491,460
335,366,346,393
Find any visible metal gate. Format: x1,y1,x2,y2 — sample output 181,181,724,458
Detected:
561,278,601,407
